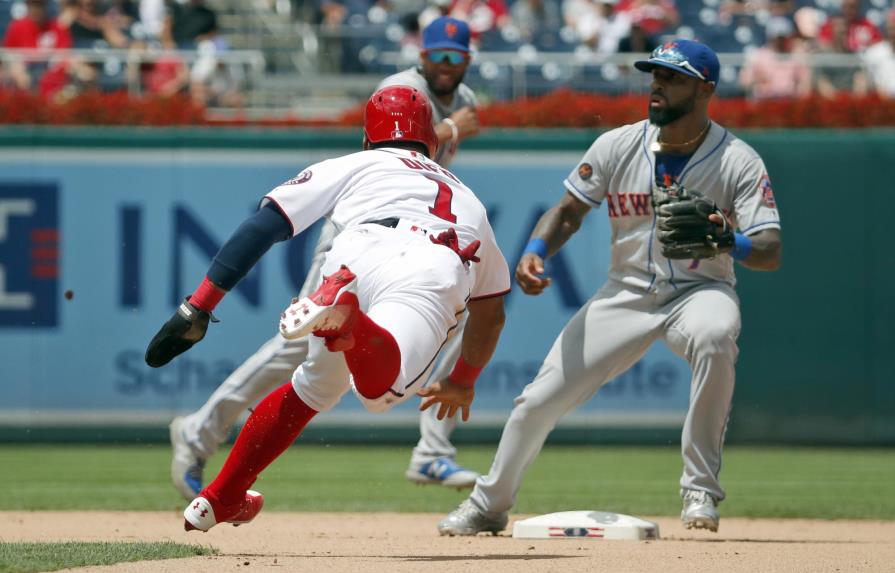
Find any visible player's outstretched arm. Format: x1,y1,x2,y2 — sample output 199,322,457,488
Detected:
145,204,293,367
515,192,591,295
418,295,506,421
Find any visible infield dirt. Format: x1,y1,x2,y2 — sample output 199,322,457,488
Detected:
2,511,893,573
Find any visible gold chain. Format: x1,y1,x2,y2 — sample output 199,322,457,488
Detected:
654,121,711,150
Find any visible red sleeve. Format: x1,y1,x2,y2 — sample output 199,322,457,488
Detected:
867,22,883,44
817,21,833,44
53,21,72,49
489,0,508,19
3,21,23,48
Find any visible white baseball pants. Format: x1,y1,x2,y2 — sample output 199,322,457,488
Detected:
292,224,470,413
177,220,466,464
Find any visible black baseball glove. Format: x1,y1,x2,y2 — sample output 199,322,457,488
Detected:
145,298,218,367
652,182,734,260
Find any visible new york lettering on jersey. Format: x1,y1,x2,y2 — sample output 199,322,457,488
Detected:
562,120,780,289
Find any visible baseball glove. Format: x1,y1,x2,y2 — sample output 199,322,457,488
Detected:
651,181,734,260
145,298,218,367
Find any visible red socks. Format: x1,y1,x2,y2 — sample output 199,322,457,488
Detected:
204,382,317,507
343,312,401,400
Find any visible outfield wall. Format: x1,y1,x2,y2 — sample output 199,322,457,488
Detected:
0,127,892,445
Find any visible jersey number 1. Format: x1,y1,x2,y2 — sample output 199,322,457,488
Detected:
426,175,457,223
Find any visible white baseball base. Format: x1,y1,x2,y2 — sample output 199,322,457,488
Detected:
512,511,660,540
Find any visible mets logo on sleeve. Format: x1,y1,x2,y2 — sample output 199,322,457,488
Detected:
759,173,776,208
286,170,312,185
577,163,593,180
0,183,59,327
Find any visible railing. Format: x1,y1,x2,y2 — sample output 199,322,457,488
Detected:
0,47,266,108
376,50,879,100
0,46,884,117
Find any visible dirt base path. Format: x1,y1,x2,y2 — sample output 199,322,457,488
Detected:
2,511,893,573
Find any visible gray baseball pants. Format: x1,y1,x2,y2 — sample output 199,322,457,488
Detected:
470,279,740,513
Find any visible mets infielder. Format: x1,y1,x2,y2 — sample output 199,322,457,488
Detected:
439,39,782,535
169,16,482,500
145,85,510,532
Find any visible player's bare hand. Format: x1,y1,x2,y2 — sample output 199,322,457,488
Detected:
450,107,480,140
515,253,551,295
418,380,474,421
708,212,732,235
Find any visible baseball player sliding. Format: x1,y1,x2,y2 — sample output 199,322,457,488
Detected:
167,16,484,501
439,39,782,536
145,85,510,532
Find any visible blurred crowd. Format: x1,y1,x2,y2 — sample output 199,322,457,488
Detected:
735,0,895,98
0,0,245,106
302,0,895,98
2,0,894,105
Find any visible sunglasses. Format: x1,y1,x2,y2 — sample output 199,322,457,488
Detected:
648,47,712,82
424,50,468,65
668,59,708,82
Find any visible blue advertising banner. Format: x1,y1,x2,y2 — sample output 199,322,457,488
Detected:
0,147,690,428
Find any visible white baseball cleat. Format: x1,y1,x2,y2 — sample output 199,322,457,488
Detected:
406,457,479,490
169,416,205,501
438,499,508,536
184,490,264,532
681,489,720,532
279,265,358,341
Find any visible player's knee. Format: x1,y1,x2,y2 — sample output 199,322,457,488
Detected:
512,390,565,425
692,322,739,357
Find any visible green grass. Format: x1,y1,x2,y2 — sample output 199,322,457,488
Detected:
0,541,215,573
3,445,894,519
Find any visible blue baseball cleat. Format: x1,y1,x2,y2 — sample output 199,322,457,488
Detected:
405,457,479,490
170,417,206,501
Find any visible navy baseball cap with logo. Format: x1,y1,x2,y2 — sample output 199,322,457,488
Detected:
422,16,471,53
634,40,720,84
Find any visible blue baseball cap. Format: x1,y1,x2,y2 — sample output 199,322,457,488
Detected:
422,17,471,53
634,40,720,84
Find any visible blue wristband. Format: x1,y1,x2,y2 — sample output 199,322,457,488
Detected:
731,233,752,261
523,238,548,259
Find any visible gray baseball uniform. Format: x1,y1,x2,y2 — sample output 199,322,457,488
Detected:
176,68,477,468
378,67,477,167
468,120,781,514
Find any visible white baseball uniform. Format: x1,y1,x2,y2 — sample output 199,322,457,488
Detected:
265,148,509,412
468,120,781,514
376,67,478,466
176,69,478,464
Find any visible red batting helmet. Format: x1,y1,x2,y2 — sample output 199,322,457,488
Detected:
364,85,438,158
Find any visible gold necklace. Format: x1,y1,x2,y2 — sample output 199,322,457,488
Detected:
650,121,711,153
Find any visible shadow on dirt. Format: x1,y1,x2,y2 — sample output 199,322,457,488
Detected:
683,539,863,544
259,554,578,561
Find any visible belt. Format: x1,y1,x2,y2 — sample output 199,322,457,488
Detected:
361,217,432,241
363,217,479,265
362,217,400,228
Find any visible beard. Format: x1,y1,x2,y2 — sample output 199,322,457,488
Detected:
648,96,696,126
427,76,463,97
